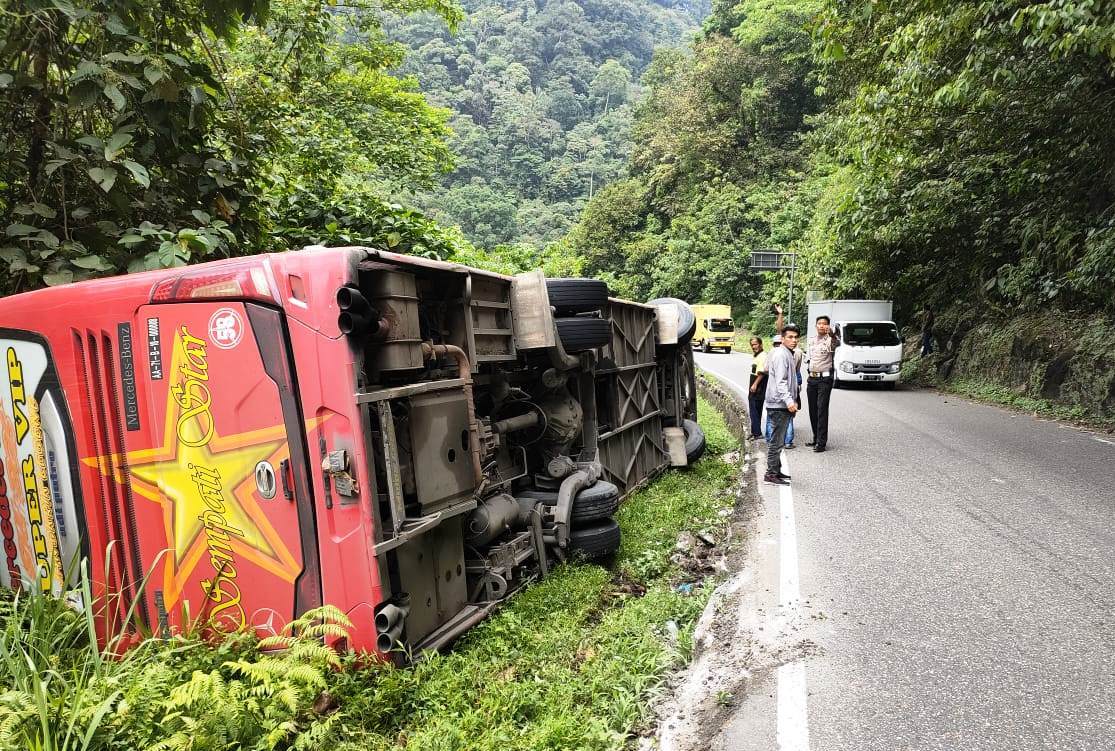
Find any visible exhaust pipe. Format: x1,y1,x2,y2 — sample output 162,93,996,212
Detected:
375,601,409,633
337,286,386,338
374,596,410,652
376,621,404,653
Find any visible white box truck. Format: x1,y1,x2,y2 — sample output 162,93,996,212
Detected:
806,300,902,388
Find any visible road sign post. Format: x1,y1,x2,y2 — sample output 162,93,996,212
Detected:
749,250,797,323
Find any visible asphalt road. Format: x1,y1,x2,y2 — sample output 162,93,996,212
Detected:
694,350,1115,751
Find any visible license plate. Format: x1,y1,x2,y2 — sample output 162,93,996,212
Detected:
866,360,880,365
864,375,882,381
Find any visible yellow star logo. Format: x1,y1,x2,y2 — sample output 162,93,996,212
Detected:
83,324,306,611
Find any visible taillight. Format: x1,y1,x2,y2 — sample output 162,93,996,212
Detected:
150,261,277,304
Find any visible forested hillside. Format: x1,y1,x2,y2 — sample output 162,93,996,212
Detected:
566,0,1115,416
565,0,821,325
389,0,708,248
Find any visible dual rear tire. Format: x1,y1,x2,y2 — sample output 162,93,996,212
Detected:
521,479,623,560
548,278,611,353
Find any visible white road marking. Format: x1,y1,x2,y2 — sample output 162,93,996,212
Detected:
1057,424,1115,446
776,453,810,751
699,352,811,749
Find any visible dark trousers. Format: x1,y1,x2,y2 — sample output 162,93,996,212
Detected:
806,376,833,448
748,391,764,437
920,332,934,356
767,408,790,474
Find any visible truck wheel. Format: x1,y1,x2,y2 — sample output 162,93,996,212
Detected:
556,316,610,352
546,278,610,314
647,297,696,345
569,518,622,560
683,418,706,464
519,480,620,523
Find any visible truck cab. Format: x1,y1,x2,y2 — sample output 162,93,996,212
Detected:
691,304,734,353
832,321,903,388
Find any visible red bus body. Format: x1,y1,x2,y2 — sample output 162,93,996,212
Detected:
0,247,696,654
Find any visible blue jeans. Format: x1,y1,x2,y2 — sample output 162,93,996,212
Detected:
766,409,791,474
749,391,765,437
766,407,794,445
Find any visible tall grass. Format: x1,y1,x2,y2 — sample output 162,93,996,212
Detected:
0,398,740,751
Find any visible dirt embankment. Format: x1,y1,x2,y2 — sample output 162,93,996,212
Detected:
905,309,1115,426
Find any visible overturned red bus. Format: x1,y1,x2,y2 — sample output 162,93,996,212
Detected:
0,247,702,656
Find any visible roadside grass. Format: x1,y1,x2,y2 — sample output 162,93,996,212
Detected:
902,357,1108,428
733,330,770,352
949,377,1089,422
330,397,739,750
0,399,740,751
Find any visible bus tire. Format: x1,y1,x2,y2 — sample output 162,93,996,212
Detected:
556,316,610,352
683,418,706,464
546,278,610,314
569,519,622,560
519,481,620,524
647,297,696,344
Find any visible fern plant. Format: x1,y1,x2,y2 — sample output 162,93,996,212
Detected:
139,606,353,751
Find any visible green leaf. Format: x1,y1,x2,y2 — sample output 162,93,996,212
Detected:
143,65,165,84
119,234,146,246
71,255,112,270
71,206,92,220
43,270,75,286
104,132,133,161
87,166,118,192
10,258,40,273
51,0,79,18
76,134,104,150
386,232,402,247
5,223,37,237
105,15,128,36
68,81,100,108
104,83,126,111
44,159,69,175
71,60,104,81
0,247,27,263
191,210,211,224
34,230,60,249
0,73,13,88
102,52,145,65
30,203,57,218
123,160,150,187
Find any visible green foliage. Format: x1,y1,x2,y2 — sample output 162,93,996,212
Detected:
567,0,823,323
0,0,270,292
0,0,467,298
809,0,1115,317
390,0,709,248
0,400,739,751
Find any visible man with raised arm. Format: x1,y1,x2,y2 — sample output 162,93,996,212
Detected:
806,314,840,452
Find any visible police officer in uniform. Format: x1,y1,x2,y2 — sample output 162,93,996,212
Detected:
805,315,839,452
